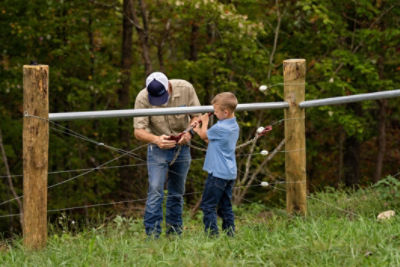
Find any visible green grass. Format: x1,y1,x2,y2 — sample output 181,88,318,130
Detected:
1,181,400,266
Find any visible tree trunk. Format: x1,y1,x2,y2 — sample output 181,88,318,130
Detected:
118,0,134,194
157,45,164,72
267,0,281,81
338,130,345,186
131,0,152,75
190,23,199,61
374,99,387,183
88,13,95,79
343,135,361,187
157,19,170,72
343,103,362,188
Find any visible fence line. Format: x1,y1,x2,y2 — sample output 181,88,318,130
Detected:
4,102,397,212
3,93,396,210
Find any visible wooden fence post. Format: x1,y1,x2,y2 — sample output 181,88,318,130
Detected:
283,59,307,215
23,65,49,249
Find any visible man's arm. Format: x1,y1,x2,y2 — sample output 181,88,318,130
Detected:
134,128,176,149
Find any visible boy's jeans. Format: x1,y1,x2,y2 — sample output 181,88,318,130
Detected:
200,173,235,236
144,144,191,237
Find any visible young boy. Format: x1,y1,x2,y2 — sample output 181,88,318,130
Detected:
194,92,239,236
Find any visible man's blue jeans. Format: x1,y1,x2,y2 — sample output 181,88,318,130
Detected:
200,173,235,236
144,144,191,237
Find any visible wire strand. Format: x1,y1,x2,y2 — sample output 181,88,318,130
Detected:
0,145,147,207
0,184,262,218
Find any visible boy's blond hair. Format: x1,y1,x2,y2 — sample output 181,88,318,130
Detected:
211,92,238,113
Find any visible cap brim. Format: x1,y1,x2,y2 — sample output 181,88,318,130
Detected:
148,91,169,106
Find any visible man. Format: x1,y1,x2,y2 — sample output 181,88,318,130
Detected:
133,72,200,238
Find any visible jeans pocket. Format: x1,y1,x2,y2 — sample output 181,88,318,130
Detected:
148,144,166,165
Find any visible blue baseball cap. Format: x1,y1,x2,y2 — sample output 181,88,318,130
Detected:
146,72,169,106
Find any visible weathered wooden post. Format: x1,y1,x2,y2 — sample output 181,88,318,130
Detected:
283,59,307,215
23,65,49,249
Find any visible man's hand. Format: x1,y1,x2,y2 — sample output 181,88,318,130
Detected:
155,135,177,149
177,132,192,145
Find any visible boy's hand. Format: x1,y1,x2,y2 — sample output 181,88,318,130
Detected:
193,123,201,133
192,113,209,142
200,113,209,126
190,121,199,129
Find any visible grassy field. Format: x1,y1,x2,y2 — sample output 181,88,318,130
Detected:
1,178,400,266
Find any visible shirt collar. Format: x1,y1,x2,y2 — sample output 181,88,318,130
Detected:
218,117,236,124
171,83,181,98
160,84,180,107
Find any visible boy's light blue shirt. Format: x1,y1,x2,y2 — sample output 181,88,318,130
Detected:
203,117,239,180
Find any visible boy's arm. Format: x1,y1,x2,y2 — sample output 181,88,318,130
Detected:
193,113,209,143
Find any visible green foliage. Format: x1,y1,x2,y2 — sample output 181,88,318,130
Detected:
372,175,400,205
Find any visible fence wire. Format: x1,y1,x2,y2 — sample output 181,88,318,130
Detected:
1,109,398,222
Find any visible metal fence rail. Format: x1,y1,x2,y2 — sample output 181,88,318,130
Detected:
300,89,400,108
48,89,400,121
49,102,289,121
